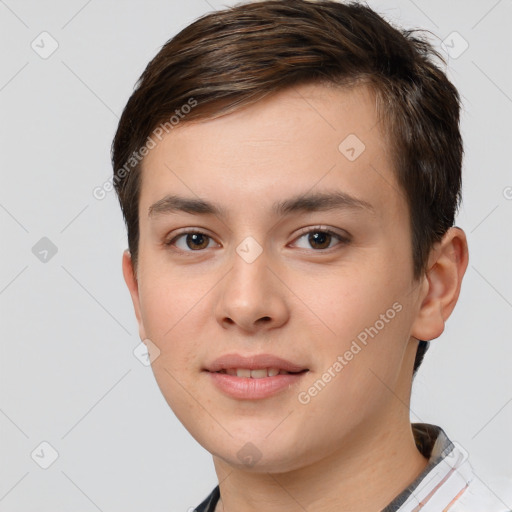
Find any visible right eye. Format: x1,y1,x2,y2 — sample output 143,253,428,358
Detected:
165,231,219,252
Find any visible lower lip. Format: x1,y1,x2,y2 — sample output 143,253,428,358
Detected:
206,371,307,400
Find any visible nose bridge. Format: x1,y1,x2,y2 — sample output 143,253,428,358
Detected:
215,237,289,332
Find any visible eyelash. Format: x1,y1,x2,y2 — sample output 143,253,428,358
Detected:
164,227,350,253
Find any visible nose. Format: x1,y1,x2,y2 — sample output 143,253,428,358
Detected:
214,246,290,334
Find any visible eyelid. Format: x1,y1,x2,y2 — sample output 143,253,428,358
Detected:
293,225,350,238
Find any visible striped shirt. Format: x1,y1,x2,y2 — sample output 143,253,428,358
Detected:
194,423,511,511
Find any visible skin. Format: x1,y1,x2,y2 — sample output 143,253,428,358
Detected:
122,83,468,511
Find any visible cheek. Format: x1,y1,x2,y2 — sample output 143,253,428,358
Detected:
137,269,206,363
291,260,415,389
289,261,404,343
296,304,414,432
137,273,209,416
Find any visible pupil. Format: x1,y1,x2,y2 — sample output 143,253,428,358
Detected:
309,232,330,249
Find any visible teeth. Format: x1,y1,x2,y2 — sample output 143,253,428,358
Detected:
250,369,267,379
226,368,285,378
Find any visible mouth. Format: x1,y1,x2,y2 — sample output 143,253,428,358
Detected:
214,368,308,378
204,353,308,374
204,353,309,399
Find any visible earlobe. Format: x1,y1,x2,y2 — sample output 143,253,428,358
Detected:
122,250,147,340
411,227,469,342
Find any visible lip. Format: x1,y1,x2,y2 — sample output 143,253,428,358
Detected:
204,353,309,400
205,353,307,373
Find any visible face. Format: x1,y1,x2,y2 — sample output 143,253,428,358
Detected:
123,83,431,472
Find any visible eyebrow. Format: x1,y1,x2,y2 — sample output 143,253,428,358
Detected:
148,191,375,219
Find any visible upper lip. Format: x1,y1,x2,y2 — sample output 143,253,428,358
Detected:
204,353,308,373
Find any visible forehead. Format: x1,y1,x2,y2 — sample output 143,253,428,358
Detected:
139,82,405,224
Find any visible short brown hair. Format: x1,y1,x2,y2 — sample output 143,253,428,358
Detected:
112,0,463,373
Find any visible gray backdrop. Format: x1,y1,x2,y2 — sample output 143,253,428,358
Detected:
1,0,511,510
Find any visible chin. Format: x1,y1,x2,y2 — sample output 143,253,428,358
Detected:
214,448,304,474
202,431,316,474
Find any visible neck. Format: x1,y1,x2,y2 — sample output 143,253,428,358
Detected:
213,415,428,512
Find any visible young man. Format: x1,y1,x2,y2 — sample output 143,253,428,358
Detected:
112,1,510,510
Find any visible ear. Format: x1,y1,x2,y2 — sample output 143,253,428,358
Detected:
411,227,469,342
122,250,147,340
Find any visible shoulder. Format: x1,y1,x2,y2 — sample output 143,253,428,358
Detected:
449,476,512,512
395,425,512,512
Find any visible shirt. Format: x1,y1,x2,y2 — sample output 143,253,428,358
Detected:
193,423,511,511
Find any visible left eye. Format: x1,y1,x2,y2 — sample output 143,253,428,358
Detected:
292,229,347,250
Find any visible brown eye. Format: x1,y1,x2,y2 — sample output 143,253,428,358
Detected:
166,231,217,251
308,231,332,250
293,228,348,251
185,233,210,250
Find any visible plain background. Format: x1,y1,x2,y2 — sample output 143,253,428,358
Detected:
1,0,511,510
